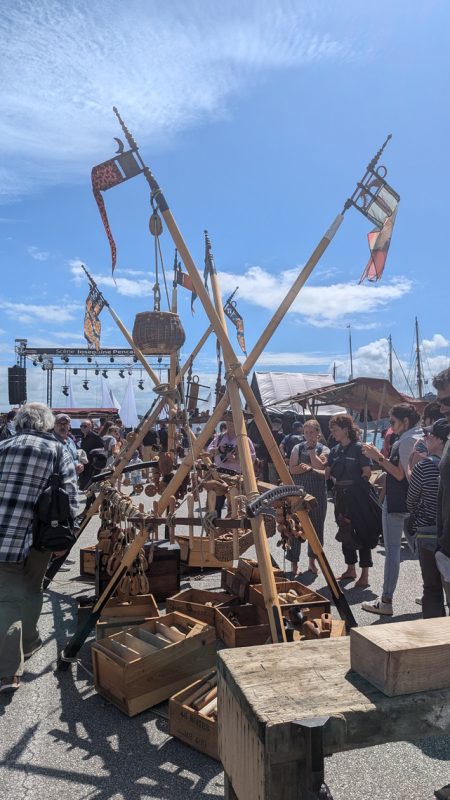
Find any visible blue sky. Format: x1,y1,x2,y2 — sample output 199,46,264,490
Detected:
0,0,449,412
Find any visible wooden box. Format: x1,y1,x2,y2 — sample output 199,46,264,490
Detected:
96,594,160,640
350,617,450,697
175,534,233,570
166,588,237,628
169,671,219,761
248,580,331,620
80,544,97,576
236,558,284,584
215,604,271,648
221,568,249,601
217,638,450,800
98,540,180,601
91,612,217,716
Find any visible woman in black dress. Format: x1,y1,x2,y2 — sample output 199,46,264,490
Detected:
326,414,379,587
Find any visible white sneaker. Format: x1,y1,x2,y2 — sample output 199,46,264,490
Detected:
361,598,393,616
435,551,450,582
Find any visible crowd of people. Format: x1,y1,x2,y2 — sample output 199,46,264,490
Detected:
1,365,450,695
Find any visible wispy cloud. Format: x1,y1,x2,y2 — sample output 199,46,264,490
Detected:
0,300,82,325
0,0,355,200
69,259,153,298
27,245,49,261
255,351,331,367
218,266,412,326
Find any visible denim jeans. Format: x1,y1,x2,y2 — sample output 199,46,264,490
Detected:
381,500,409,601
0,548,51,678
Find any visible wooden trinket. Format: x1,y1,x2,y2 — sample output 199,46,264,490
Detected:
248,580,331,620
96,593,160,640
91,611,216,716
215,604,271,648
169,671,220,761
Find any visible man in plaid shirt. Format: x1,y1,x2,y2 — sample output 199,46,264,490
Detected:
0,403,78,692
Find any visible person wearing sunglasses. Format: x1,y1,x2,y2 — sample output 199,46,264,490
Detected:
432,367,450,607
361,403,422,616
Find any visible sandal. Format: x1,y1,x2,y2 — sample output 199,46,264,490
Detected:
338,571,356,581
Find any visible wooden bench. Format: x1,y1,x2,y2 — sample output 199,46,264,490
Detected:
218,637,450,800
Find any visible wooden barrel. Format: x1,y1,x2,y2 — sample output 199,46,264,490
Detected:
132,311,186,355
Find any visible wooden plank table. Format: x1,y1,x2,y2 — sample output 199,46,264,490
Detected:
218,637,450,800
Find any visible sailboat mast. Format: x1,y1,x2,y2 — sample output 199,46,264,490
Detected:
415,317,424,399
388,334,393,385
348,324,354,381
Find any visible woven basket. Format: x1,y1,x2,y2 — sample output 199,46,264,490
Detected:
212,515,276,563
132,311,186,355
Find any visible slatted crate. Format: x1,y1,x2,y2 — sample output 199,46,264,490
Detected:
91,612,216,716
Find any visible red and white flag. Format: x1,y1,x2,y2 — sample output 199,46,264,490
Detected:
359,206,398,283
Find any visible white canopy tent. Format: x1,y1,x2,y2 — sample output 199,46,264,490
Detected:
250,372,346,417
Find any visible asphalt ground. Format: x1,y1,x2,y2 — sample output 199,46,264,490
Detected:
1,488,449,800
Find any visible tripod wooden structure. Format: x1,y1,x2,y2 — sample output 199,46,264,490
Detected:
59,116,397,663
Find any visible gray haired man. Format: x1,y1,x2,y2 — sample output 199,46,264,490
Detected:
0,403,78,692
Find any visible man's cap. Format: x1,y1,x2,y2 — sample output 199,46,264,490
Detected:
292,421,304,430
55,413,71,423
424,417,450,441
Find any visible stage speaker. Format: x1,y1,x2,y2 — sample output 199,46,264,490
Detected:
8,366,27,405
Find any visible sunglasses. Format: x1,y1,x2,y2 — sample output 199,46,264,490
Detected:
438,396,450,407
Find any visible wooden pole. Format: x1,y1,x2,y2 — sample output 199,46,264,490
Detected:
156,213,345,511
207,244,286,643
168,282,178,458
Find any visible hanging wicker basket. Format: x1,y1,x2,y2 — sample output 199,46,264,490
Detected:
132,311,186,355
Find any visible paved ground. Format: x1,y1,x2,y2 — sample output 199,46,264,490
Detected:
1,489,449,800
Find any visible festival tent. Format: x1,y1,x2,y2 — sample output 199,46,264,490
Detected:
279,377,426,420
250,372,345,418
101,375,120,410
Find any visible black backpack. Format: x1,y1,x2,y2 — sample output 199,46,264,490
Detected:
33,447,76,552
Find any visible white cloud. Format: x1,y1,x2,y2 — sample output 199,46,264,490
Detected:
255,351,331,367
0,1,355,199
0,300,82,325
218,266,412,326
27,245,49,261
69,259,153,298
422,334,449,353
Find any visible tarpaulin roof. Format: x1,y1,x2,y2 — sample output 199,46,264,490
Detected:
250,372,346,417
277,377,425,419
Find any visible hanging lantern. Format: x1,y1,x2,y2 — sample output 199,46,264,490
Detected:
132,310,185,355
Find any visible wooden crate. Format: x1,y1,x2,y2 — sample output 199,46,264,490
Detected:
96,594,160,640
98,540,180,601
248,580,331,620
91,611,217,717
166,588,237,628
80,545,97,576
350,617,450,697
169,671,219,761
175,534,233,569
221,569,249,602
236,558,283,584
215,604,271,648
